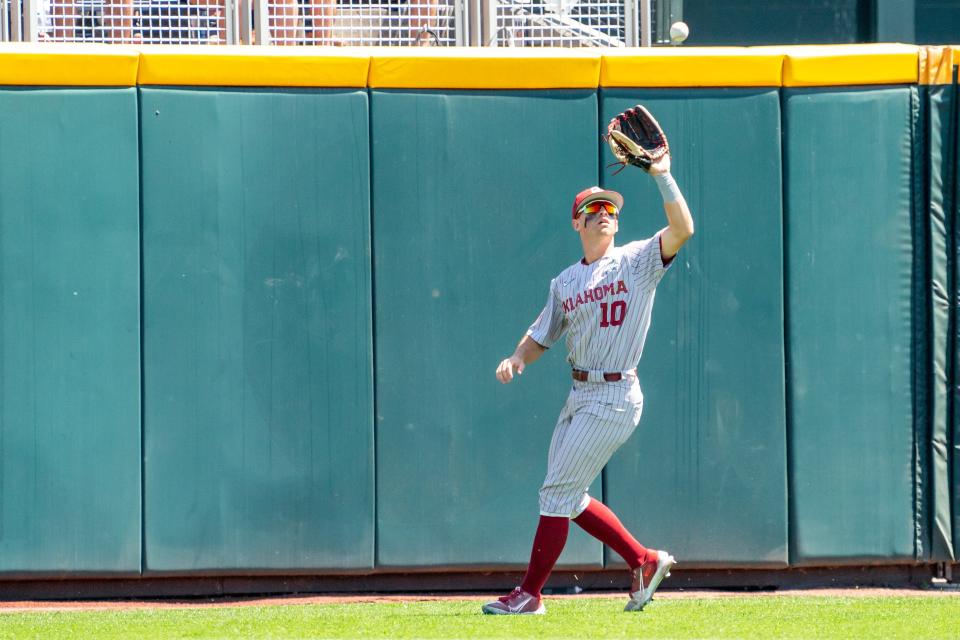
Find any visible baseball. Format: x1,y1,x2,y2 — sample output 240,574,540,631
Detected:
669,21,689,44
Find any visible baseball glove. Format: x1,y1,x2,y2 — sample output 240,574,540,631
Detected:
605,105,670,173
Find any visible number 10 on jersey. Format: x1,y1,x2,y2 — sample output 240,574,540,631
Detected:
600,301,627,327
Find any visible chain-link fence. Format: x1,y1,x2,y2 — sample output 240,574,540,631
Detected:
486,0,627,47
7,0,675,46
27,0,229,43
257,0,458,46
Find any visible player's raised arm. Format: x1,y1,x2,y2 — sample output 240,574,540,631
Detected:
648,155,694,259
496,335,546,384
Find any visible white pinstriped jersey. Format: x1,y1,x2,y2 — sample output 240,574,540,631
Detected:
526,230,671,372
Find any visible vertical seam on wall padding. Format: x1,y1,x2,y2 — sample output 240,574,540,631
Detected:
779,87,794,567
909,85,927,559
912,83,930,561
597,87,608,570
0,108,4,542
939,68,958,562
930,77,954,562
950,64,960,560
136,87,146,576
367,88,379,570
0,102,4,541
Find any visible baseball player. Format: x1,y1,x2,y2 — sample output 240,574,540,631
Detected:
483,106,693,615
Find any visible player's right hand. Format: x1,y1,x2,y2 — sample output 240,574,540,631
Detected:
496,356,525,384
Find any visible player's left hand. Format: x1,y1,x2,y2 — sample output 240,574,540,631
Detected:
606,104,670,174
647,153,671,176
496,356,525,384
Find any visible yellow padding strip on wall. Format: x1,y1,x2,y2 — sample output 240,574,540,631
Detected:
0,43,936,89
0,44,139,86
601,48,783,87
138,45,370,87
779,44,919,87
368,48,601,89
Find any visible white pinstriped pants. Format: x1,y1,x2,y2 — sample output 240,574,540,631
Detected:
538,376,644,518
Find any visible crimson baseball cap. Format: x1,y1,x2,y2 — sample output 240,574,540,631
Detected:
571,186,624,219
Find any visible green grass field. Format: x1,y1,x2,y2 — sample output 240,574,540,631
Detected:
1,595,958,639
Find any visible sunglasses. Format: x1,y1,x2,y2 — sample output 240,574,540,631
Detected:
578,201,619,216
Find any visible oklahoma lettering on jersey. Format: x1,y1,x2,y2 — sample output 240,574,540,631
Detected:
561,280,629,313
527,231,671,373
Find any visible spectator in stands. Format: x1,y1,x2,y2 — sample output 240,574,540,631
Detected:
266,0,337,45
407,0,437,45
46,0,127,42
337,0,436,46
270,0,301,44
305,0,337,44
138,0,187,43
189,0,226,43
50,0,76,40
138,0,223,44
103,0,134,42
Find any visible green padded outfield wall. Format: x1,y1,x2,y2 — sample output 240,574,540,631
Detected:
140,88,374,571
0,88,141,573
3,47,956,577
372,90,601,569
785,86,916,564
601,89,788,567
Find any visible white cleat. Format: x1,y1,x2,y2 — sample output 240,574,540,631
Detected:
482,586,546,615
625,550,676,612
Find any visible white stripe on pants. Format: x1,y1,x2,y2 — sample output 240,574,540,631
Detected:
538,377,644,518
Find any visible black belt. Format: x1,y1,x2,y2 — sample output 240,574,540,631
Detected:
572,369,625,382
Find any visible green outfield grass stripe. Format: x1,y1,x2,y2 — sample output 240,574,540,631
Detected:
0,596,957,640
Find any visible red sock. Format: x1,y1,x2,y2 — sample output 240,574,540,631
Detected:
573,498,656,569
519,516,569,598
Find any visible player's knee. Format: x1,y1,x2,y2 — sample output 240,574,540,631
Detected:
538,487,567,516
570,493,591,519
539,486,589,519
